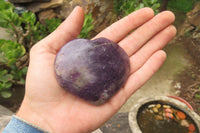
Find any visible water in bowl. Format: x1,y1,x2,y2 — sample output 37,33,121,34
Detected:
137,101,199,133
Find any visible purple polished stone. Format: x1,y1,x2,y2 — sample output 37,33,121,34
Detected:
54,37,130,105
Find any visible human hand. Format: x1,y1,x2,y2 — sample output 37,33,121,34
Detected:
16,6,176,133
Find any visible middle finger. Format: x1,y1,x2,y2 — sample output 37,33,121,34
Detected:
119,11,175,56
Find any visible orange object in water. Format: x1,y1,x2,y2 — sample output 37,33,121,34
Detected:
177,111,186,119
188,124,195,132
188,132,193,133
165,112,174,119
165,108,173,113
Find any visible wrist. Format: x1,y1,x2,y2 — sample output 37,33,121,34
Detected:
16,100,54,133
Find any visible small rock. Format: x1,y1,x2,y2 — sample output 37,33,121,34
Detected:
148,104,156,108
187,2,200,26
149,109,154,114
38,9,57,23
180,120,189,127
174,82,181,89
163,105,171,108
165,112,174,119
188,124,196,132
152,107,158,113
58,0,89,19
25,0,64,13
91,128,103,133
176,111,186,120
155,115,163,120
156,104,161,109
165,108,173,113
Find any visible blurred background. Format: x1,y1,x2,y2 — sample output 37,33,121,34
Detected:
0,0,200,132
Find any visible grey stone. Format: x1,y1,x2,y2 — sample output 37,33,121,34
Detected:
100,112,132,133
25,0,64,12
187,2,200,26
9,0,50,3
57,0,117,36
38,9,57,23
0,105,13,132
0,27,15,41
58,0,89,19
91,128,103,133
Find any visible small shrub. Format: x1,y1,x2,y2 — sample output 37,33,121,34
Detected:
0,0,94,98
167,0,195,13
0,0,61,98
0,39,27,98
78,13,94,39
114,0,160,16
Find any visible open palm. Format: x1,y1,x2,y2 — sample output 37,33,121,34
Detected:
17,7,176,133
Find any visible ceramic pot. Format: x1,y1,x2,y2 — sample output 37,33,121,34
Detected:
129,96,200,133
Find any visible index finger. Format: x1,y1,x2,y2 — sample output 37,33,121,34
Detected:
93,7,154,43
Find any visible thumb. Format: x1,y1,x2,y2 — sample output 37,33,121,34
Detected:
40,6,85,53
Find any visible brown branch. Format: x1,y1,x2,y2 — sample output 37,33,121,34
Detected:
10,79,24,86
159,0,169,11
18,59,29,70
23,24,31,37
10,21,23,43
16,53,29,70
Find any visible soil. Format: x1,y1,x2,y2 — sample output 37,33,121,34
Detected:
0,86,24,112
174,37,200,115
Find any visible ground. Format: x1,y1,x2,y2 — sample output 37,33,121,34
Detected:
174,37,200,115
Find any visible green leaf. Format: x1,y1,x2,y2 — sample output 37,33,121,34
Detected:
8,58,17,66
22,12,36,25
167,0,194,13
196,94,200,99
0,40,26,66
45,18,61,33
0,83,3,90
21,67,28,74
0,74,13,82
12,12,21,27
0,69,8,76
1,91,12,98
19,78,25,84
4,82,12,89
0,0,13,11
78,13,94,38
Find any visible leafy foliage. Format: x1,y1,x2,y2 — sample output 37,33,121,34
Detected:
167,0,195,13
0,69,13,98
0,0,95,98
0,39,25,65
32,18,62,42
78,13,94,39
0,39,27,98
114,0,160,16
0,0,61,98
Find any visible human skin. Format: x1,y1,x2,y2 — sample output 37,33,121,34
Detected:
16,6,176,133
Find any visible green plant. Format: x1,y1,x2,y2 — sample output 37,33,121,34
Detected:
0,0,95,98
78,13,94,39
114,0,160,16
195,93,200,99
0,0,61,98
33,18,62,41
167,0,195,13
0,69,13,98
0,39,27,98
